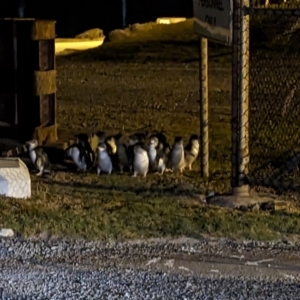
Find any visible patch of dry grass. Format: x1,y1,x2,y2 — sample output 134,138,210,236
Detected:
1,170,300,241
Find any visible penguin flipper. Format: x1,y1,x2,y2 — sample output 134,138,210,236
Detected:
78,145,87,164
184,142,192,152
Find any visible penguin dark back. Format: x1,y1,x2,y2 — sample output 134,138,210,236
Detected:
174,136,183,144
151,130,167,146
189,134,200,143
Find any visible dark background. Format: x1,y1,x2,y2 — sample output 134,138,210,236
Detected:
0,0,193,37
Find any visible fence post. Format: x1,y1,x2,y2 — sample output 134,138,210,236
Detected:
122,0,127,28
231,0,250,195
199,37,209,178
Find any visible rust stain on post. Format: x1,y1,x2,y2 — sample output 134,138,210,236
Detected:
199,37,209,178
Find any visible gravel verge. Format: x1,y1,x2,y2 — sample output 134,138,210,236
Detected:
0,236,300,299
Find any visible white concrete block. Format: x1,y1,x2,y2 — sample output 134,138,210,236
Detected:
0,158,31,199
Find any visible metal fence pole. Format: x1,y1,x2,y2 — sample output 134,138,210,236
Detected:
231,0,240,189
239,0,250,189
231,0,250,194
199,37,209,178
122,0,127,28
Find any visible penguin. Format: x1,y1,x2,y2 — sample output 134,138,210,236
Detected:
148,136,159,171
97,142,113,175
106,135,122,171
155,142,171,175
128,134,141,146
114,133,129,173
184,134,200,170
128,131,148,146
106,136,117,156
151,130,167,146
132,143,149,177
65,143,91,171
26,139,51,176
127,133,144,172
170,136,186,172
89,132,102,160
89,131,106,167
75,133,95,165
96,131,107,143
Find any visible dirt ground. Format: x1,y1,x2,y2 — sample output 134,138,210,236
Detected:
56,59,231,188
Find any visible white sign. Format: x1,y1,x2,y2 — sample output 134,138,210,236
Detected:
193,0,233,46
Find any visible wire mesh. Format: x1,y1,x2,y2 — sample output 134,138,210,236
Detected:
248,4,300,192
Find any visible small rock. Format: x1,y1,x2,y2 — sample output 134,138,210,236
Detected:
75,28,105,39
130,23,157,32
0,228,14,237
108,28,132,42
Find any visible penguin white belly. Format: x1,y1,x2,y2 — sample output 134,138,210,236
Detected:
185,154,194,164
72,148,87,169
171,149,185,169
157,158,165,172
148,147,157,164
157,158,165,169
134,154,149,174
29,150,37,165
171,149,181,164
99,152,113,173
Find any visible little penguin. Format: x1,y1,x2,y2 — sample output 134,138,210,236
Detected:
128,134,141,146
26,139,51,176
128,130,148,146
155,142,171,175
96,131,107,144
106,136,117,156
132,143,149,178
75,133,95,165
170,136,186,172
89,132,102,164
65,143,91,171
151,130,167,146
148,136,159,171
184,134,200,170
127,134,142,172
97,142,113,175
105,136,119,169
114,133,129,173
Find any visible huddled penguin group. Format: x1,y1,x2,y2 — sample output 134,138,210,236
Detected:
25,131,200,177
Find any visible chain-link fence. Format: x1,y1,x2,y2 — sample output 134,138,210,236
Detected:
245,4,300,192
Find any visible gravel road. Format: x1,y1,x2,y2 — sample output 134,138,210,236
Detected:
0,236,300,299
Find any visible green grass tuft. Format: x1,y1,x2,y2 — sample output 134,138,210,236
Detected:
0,173,299,241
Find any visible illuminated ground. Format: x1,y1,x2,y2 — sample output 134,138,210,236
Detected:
0,19,300,240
